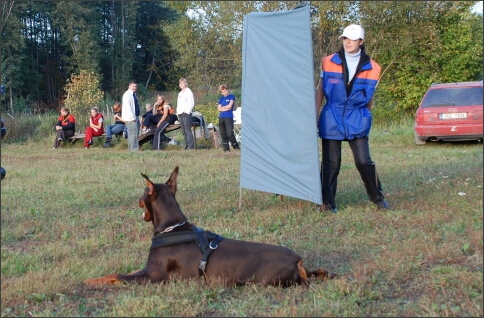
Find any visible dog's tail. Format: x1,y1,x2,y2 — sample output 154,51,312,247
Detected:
297,261,337,286
297,260,310,286
84,268,150,285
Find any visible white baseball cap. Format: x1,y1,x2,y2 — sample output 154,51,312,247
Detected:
339,24,364,40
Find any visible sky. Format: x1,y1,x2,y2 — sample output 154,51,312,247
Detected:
473,1,483,14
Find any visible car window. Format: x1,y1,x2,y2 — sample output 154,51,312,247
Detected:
421,87,483,108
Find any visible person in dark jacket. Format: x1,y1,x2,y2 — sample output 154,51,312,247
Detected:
315,24,390,213
53,107,76,149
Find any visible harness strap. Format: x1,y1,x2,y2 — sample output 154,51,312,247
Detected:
193,226,224,273
150,225,224,277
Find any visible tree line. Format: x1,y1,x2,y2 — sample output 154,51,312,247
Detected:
0,1,482,118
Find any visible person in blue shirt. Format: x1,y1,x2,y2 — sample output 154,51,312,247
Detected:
217,84,240,152
315,24,390,213
103,102,125,148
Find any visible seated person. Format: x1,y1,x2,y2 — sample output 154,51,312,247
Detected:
153,95,179,150
141,103,154,133
143,95,174,133
144,95,173,133
84,106,104,149
103,102,125,148
53,107,76,149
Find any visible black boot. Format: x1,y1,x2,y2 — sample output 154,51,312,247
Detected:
103,137,112,148
222,142,230,152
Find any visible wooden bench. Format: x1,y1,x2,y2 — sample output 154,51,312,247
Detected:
138,124,181,146
68,133,106,144
70,120,205,148
68,125,181,146
68,132,126,144
138,121,207,147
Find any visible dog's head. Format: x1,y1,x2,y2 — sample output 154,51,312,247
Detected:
139,166,187,233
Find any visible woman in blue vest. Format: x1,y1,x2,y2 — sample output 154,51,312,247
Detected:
315,24,390,213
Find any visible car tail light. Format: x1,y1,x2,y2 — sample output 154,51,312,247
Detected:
417,109,439,122
415,109,424,122
471,111,481,120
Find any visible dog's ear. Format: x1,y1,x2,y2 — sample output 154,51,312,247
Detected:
166,166,179,195
141,173,156,195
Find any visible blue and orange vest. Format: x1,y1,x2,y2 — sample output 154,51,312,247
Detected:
318,49,381,140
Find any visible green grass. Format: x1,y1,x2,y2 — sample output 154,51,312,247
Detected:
1,122,482,317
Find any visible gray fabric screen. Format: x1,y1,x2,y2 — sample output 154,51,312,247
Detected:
240,3,322,205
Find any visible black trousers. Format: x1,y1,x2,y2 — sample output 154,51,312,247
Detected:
143,112,161,130
152,115,177,150
54,129,75,148
321,137,385,209
218,117,239,151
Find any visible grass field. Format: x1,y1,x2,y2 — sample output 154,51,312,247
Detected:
1,123,482,317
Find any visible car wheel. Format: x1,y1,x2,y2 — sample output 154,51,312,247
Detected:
414,132,426,145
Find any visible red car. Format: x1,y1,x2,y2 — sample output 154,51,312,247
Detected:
414,81,483,145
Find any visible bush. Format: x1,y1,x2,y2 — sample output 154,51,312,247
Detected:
1,114,48,143
63,71,104,132
1,112,60,143
33,112,59,142
194,104,218,126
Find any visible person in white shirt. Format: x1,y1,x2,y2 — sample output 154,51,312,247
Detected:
176,78,195,150
122,81,140,151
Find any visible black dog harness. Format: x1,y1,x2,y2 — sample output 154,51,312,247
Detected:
150,224,224,276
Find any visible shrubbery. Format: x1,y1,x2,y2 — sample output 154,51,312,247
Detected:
194,104,218,126
1,113,58,143
63,71,104,133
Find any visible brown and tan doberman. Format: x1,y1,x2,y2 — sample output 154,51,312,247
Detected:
84,166,335,287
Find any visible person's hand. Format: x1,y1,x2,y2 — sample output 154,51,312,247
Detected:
55,125,62,130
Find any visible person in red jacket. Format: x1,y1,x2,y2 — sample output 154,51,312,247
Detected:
84,106,104,148
53,107,76,149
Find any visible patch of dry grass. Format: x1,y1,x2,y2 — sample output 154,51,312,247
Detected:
1,126,482,316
